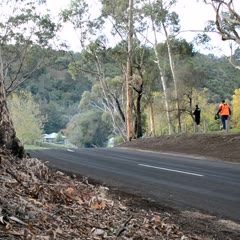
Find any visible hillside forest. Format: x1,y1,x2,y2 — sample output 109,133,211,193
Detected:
0,0,240,152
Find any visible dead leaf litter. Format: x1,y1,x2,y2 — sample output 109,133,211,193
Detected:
0,147,238,240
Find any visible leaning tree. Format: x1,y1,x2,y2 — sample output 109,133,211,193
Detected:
203,0,240,68
0,0,58,158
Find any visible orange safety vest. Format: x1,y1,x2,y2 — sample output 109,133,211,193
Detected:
219,103,231,115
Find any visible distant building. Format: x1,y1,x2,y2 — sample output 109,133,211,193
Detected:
43,132,66,144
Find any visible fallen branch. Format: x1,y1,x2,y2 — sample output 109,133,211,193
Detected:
115,215,133,239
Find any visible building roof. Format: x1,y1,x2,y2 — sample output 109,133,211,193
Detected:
44,133,66,139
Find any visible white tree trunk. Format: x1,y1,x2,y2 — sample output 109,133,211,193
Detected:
162,23,181,132
151,18,174,135
149,101,156,137
126,0,134,141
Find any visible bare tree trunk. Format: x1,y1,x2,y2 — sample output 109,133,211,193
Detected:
149,100,156,137
162,23,181,132
93,52,127,142
0,74,24,158
150,13,173,135
152,46,173,135
126,0,134,141
134,89,143,138
133,67,144,139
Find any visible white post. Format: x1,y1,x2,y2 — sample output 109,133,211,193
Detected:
203,120,207,132
194,122,197,133
226,119,229,132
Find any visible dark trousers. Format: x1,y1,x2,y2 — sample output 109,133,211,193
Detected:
195,117,200,125
221,115,228,129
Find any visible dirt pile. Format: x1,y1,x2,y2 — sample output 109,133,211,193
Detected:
119,132,240,163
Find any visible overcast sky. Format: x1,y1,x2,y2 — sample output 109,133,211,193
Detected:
46,0,235,56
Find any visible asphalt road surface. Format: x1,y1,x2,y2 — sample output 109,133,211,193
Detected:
29,147,240,222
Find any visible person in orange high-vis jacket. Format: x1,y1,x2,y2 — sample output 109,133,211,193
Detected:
216,100,231,130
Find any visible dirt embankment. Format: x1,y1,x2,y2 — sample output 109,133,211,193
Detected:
118,132,240,163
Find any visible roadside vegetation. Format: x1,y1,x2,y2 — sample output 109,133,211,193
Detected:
4,1,239,150
0,1,239,239
0,0,238,157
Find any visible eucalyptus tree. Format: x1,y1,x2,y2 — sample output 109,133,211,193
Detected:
101,0,157,140
62,0,130,140
61,0,128,139
0,0,58,157
143,0,200,133
108,41,157,138
157,38,197,127
142,0,180,134
78,74,127,141
71,42,128,140
63,0,151,141
176,58,206,121
101,0,135,140
142,51,162,137
156,3,185,132
202,0,240,69
126,0,134,141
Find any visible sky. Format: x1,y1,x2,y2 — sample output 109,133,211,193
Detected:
173,0,234,56
46,0,235,56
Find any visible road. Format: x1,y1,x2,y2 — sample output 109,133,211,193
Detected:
29,147,240,222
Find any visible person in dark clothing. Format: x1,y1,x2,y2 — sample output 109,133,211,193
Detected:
193,104,201,126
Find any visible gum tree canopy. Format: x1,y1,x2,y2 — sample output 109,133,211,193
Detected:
0,0,57,158
203,0,240,68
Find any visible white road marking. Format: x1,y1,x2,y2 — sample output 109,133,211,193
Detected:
67,149,74,152
138,164,204,177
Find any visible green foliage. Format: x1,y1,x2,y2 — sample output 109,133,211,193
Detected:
0,0,59,95
8,91,44,144
191,54,240,103
143,0,179,34
231,88,240,129
193,33,211,47
20,50,92,133
11,0,240,143
158,38,195,59
55,132,64,143
16,43,240,140
3,0,240,155
0,0,58,45
113,135,124,145
102,0,128,17
67,111,112,148
148,88,221,135
101,0,128,31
